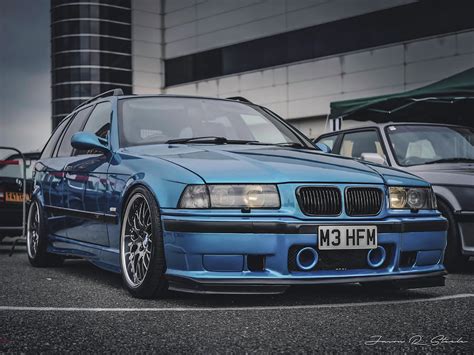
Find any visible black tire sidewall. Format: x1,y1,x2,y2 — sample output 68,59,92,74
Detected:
120,186,168,298
27,199,58,267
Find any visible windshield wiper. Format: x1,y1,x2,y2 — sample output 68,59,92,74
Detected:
166,136,259,145
244,141,308,149
423,157,474,165
273,142,307,149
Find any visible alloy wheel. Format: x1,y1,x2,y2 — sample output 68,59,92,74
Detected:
121,193,153,287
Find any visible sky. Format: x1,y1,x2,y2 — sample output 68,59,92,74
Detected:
0,0,51,155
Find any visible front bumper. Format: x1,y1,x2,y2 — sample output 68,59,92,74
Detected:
161,216,447,293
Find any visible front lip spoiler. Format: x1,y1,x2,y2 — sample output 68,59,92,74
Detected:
166,270,447,294
163,219,448,234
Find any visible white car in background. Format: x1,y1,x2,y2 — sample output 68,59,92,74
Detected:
315,123,474,271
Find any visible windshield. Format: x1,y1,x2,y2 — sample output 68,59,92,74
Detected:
386,125,474,166
118,97,310,148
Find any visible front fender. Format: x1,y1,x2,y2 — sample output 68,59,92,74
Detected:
432,185,462,212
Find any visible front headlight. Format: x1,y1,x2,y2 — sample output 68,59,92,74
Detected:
389,186,437,210
178,184,280,209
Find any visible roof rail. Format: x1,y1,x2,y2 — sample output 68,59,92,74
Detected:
74,88,124,110
226,96,252,103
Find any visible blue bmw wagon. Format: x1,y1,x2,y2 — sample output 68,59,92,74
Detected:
27,89,447,298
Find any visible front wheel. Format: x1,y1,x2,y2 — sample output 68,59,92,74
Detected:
120,187,168,298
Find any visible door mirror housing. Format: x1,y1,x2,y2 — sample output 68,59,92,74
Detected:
360,152,387,165
71,132,110,154
315,142,332,153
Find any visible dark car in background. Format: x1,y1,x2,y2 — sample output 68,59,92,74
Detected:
0,151,39,241
315,123,474,271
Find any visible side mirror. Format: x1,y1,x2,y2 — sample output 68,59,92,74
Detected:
71,132,109,154
315,142,332,154
360,152,387,165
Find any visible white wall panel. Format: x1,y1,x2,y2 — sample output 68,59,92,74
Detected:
405,35,457,63
133,26,161,43
289,75,342,100
132,0,163,93
166,6,196,27
133,10,161,28
196,0,285,35
265,101,288,117
405,53,474,85
217,76,240,94
165,0,195,13
166,21,197,42
164,0,416,58
342,45,404,73
196,0,262,19
197,80,218,96
342,66,404,93
133,72,162,88
245,84,287,104
133,56,161,73
288,57,341,83
134,0,160,13
166,37,198,59
165,83,197,95
286,0,414,32
457,31,474,54
132,0,474,135
164,29,474,125
133,41,161,58
133,86,162,94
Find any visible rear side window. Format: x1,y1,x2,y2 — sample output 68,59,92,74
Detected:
40,116,71,159
56,106,93,157
340,130,386,159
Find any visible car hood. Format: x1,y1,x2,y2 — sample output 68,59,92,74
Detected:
408,163,474,186
124,144,426,186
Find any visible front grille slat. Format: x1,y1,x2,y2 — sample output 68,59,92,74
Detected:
297,187,341,216
346,187,382,216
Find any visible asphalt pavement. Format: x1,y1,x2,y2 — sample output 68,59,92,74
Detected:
0,238,473,353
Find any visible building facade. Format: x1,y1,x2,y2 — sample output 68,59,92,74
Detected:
51,0,133,126
52,0,474,136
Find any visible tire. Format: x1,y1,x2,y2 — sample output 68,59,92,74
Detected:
437,199,468,272
27,199,64,267
120,186,168,299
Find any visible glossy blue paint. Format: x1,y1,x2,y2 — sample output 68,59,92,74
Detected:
71,132,109,154
32,95,448,290
161,217,446,281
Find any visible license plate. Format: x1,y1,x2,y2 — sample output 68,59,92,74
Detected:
5,192,27,203
318,225,377,250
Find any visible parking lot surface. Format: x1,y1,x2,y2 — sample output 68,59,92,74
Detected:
0,239,473,353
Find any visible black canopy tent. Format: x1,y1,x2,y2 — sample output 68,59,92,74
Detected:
329,67,474,127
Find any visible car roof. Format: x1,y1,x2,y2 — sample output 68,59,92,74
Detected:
116,94,257,105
